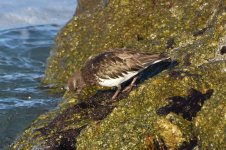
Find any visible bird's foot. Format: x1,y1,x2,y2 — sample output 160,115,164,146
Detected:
122,85,136,93
111,85,121,100
122,76,138,93
111,94,118,100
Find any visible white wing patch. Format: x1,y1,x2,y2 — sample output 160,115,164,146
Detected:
98,71,138,87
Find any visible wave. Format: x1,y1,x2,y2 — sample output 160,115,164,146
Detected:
0,0,77,30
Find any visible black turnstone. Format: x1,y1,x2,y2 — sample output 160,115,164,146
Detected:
66,49,170,99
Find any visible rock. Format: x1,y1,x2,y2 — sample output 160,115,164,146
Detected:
12,0,226,149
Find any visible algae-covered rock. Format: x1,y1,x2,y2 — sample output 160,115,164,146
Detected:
12,0,226,149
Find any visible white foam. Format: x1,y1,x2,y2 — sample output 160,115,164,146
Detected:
0,0,77,30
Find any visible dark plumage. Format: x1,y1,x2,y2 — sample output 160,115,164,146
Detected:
66,48,170,99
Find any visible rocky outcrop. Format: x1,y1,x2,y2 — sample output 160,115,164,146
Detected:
12,0,226,149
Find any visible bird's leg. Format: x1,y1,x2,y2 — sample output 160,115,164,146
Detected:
122,76,138,93
112,85,122,100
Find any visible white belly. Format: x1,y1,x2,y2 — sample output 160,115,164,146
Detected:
98,71,138,87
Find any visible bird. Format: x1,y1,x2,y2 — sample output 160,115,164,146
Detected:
66,48,170,100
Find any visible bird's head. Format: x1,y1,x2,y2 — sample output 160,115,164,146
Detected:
65,71,86,93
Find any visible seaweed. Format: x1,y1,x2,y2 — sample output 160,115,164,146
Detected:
34,89,130,149
45,127,85,150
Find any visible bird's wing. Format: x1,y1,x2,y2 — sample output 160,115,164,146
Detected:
95,50,169,79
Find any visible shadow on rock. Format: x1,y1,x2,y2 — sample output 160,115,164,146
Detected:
220,46,226,55
179,138,198,150
137,60,177,84
156,88,214,121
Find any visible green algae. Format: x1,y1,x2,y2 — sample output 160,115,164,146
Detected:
12,0,226,149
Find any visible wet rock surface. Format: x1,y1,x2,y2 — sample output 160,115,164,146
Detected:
12,0,226,149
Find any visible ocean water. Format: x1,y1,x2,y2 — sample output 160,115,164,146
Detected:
0,0,76,30
0,0,76,149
